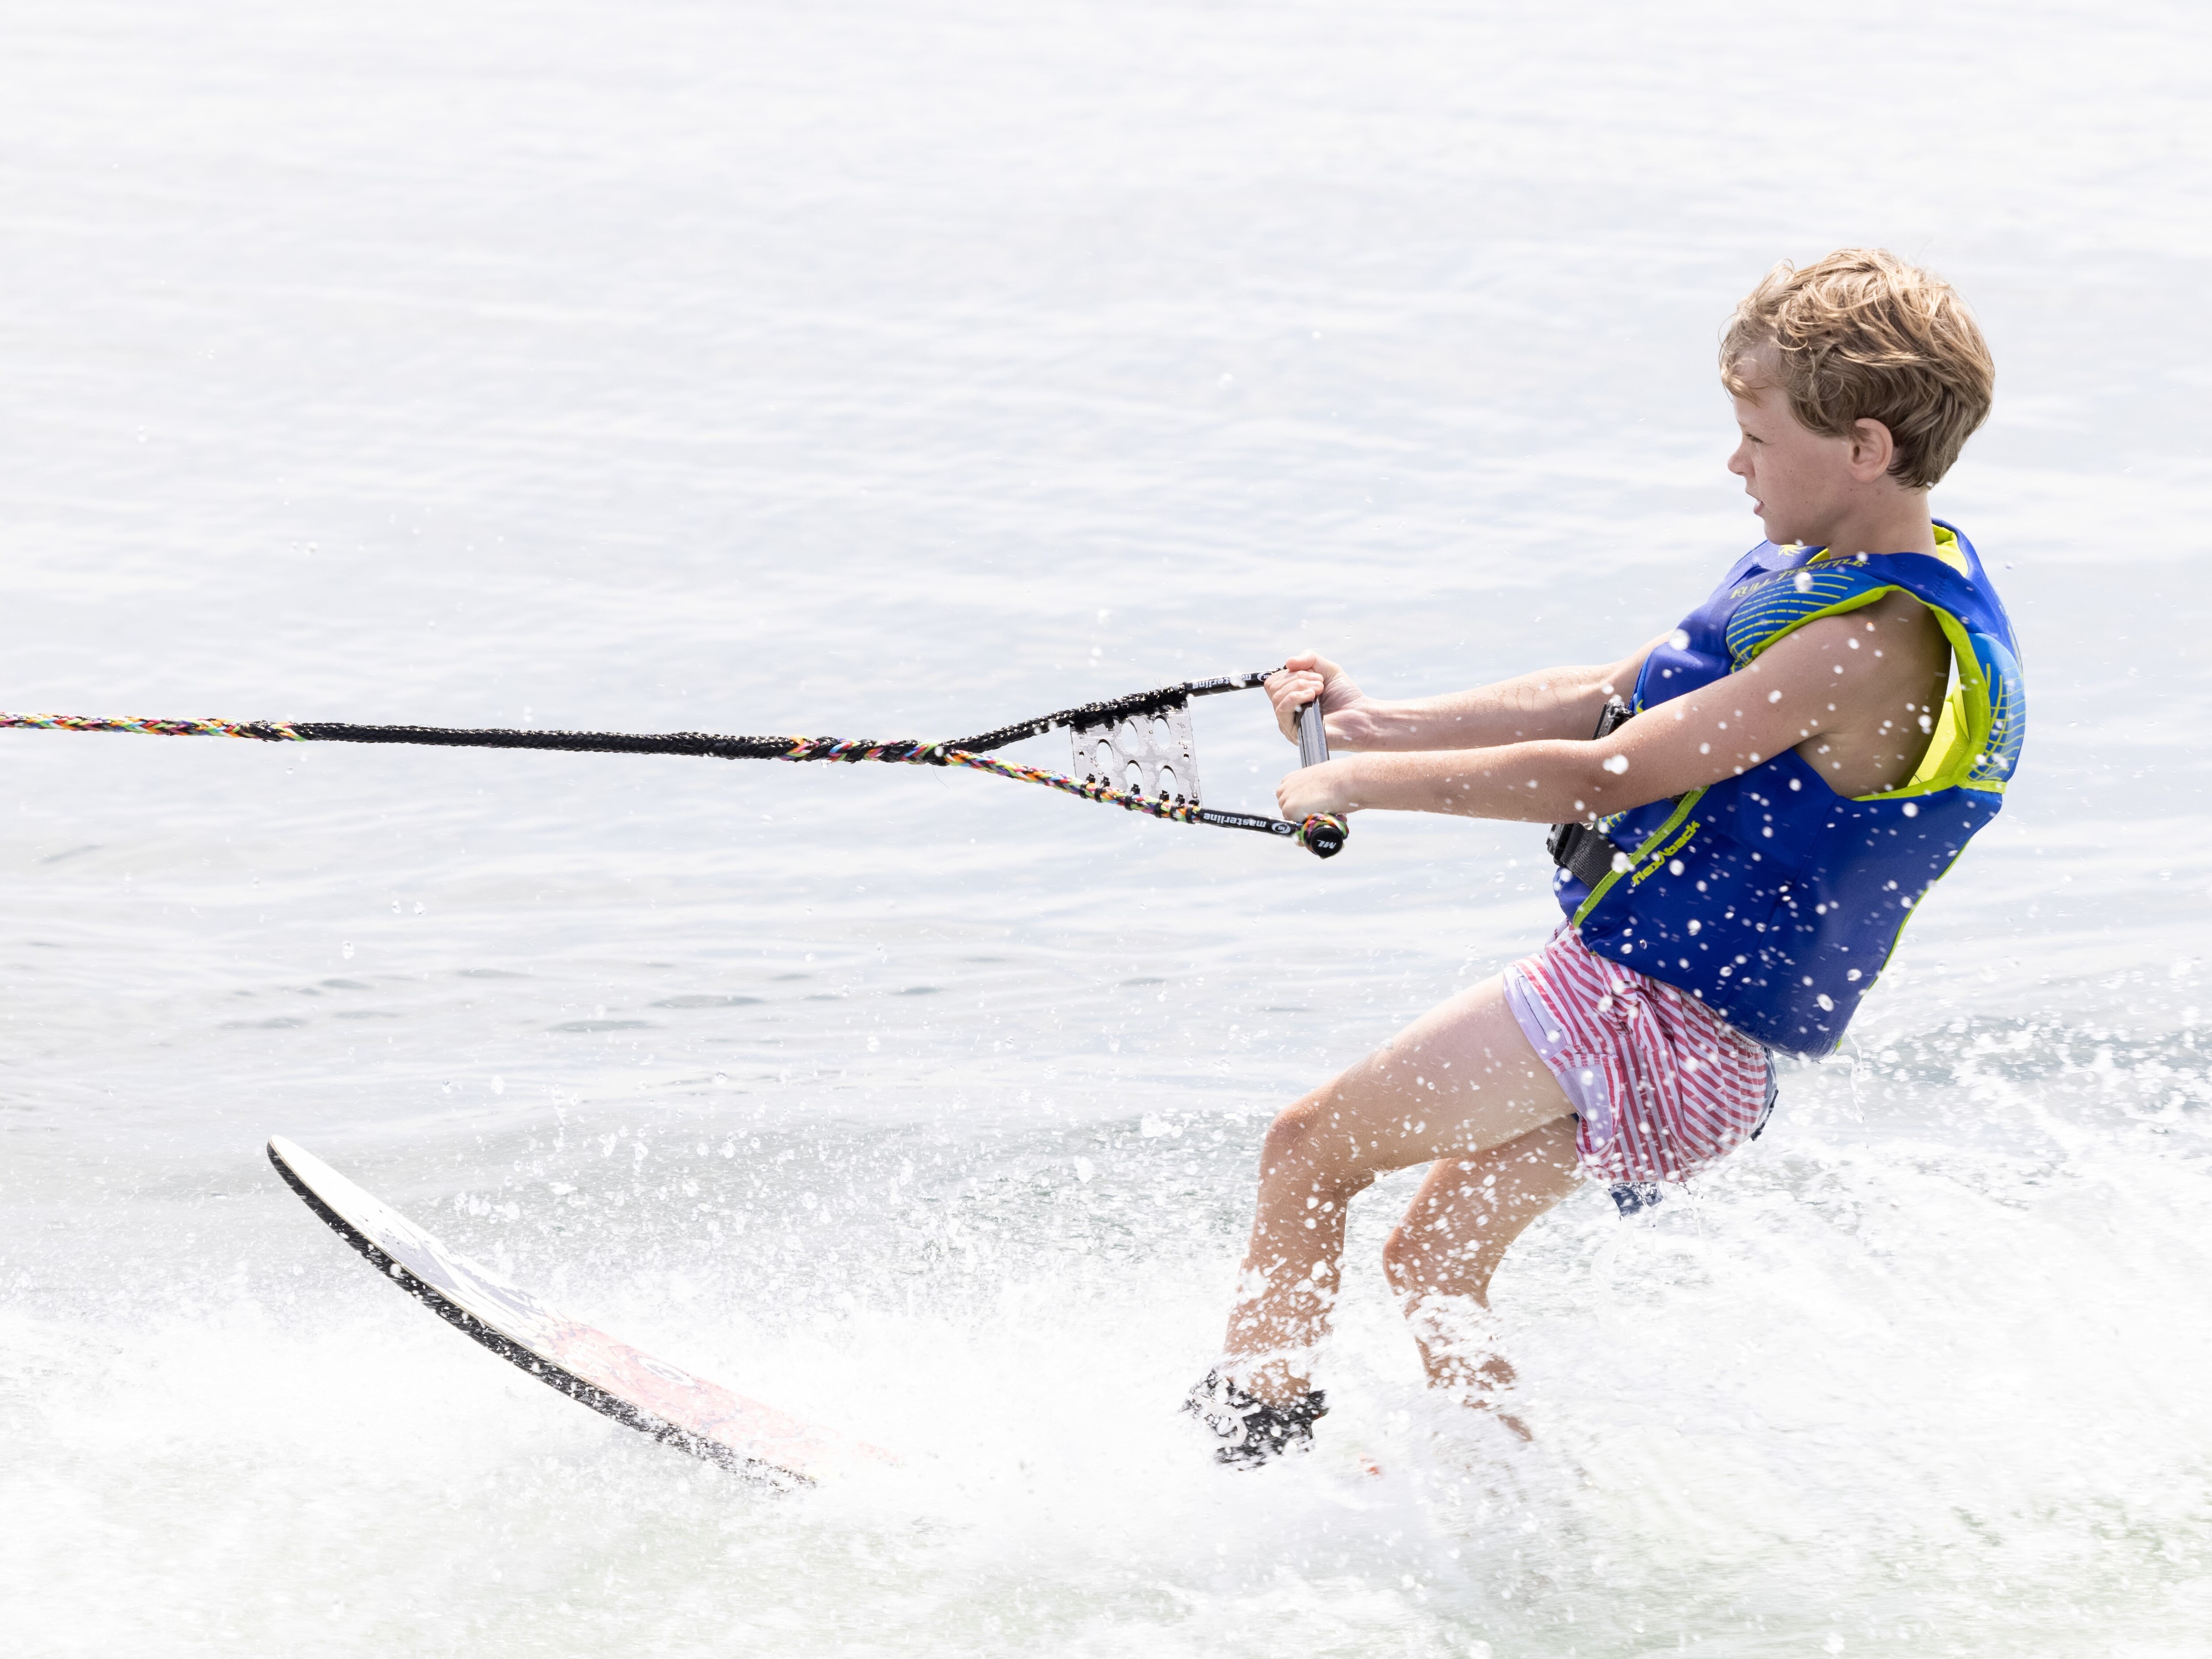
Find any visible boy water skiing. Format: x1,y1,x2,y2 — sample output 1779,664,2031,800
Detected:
1188,248,2023,1464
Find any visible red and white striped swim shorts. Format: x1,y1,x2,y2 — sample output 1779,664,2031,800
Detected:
1503,925,1775,1208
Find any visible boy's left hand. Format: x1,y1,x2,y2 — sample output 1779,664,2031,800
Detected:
1277,758,1359,820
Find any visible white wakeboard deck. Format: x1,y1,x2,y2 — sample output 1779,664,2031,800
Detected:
267,1135,890,1487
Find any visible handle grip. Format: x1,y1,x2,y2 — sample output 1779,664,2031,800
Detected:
1293,701,1345,858
1296,700,1330,770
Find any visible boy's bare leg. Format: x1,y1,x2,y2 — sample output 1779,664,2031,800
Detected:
1381,1120,1582,1431
1219,974,1575,1403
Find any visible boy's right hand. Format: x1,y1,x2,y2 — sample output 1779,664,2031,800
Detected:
1265,653,1367,748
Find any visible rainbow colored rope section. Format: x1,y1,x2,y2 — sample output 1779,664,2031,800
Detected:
0,713,305,741
0,713,1348,856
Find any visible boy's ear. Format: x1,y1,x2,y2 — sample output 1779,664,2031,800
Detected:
1846,417,1899,484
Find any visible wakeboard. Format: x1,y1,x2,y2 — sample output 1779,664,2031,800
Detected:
267,1135,890,1486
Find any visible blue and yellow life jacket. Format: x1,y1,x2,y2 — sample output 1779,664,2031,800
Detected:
1552,521,2025,1057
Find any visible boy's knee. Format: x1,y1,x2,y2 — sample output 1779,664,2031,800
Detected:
1259,1101,1325,1172
1379,1224,1420,1292
1260,1099,1374,1195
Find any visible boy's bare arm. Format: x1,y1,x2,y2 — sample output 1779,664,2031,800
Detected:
1264,643,1665,754
1277,599,1945,823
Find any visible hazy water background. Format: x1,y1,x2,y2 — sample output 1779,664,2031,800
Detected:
3,1,2209,1653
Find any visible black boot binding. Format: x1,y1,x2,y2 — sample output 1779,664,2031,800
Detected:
1183,1370,1329,1467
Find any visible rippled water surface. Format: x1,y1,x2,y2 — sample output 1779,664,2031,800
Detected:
4,2,2210,1654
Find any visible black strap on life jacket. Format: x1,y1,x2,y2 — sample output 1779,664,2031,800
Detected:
1545,699,1633,887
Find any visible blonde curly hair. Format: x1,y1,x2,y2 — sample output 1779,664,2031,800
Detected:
1721,249,1994,490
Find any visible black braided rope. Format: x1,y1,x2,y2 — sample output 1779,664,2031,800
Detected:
280,722,853,762
255,667,1280,761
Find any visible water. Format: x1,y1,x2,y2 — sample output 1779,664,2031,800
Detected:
3,0,2209,1651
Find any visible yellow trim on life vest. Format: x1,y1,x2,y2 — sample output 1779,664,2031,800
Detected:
1857,607,1993,801
1732,560,1998,804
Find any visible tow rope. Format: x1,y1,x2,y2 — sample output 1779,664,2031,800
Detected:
0,668,1349,858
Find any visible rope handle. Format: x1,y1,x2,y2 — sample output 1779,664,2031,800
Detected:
0,671,1350,859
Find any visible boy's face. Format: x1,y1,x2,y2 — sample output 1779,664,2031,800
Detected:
1724,348,1863,546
